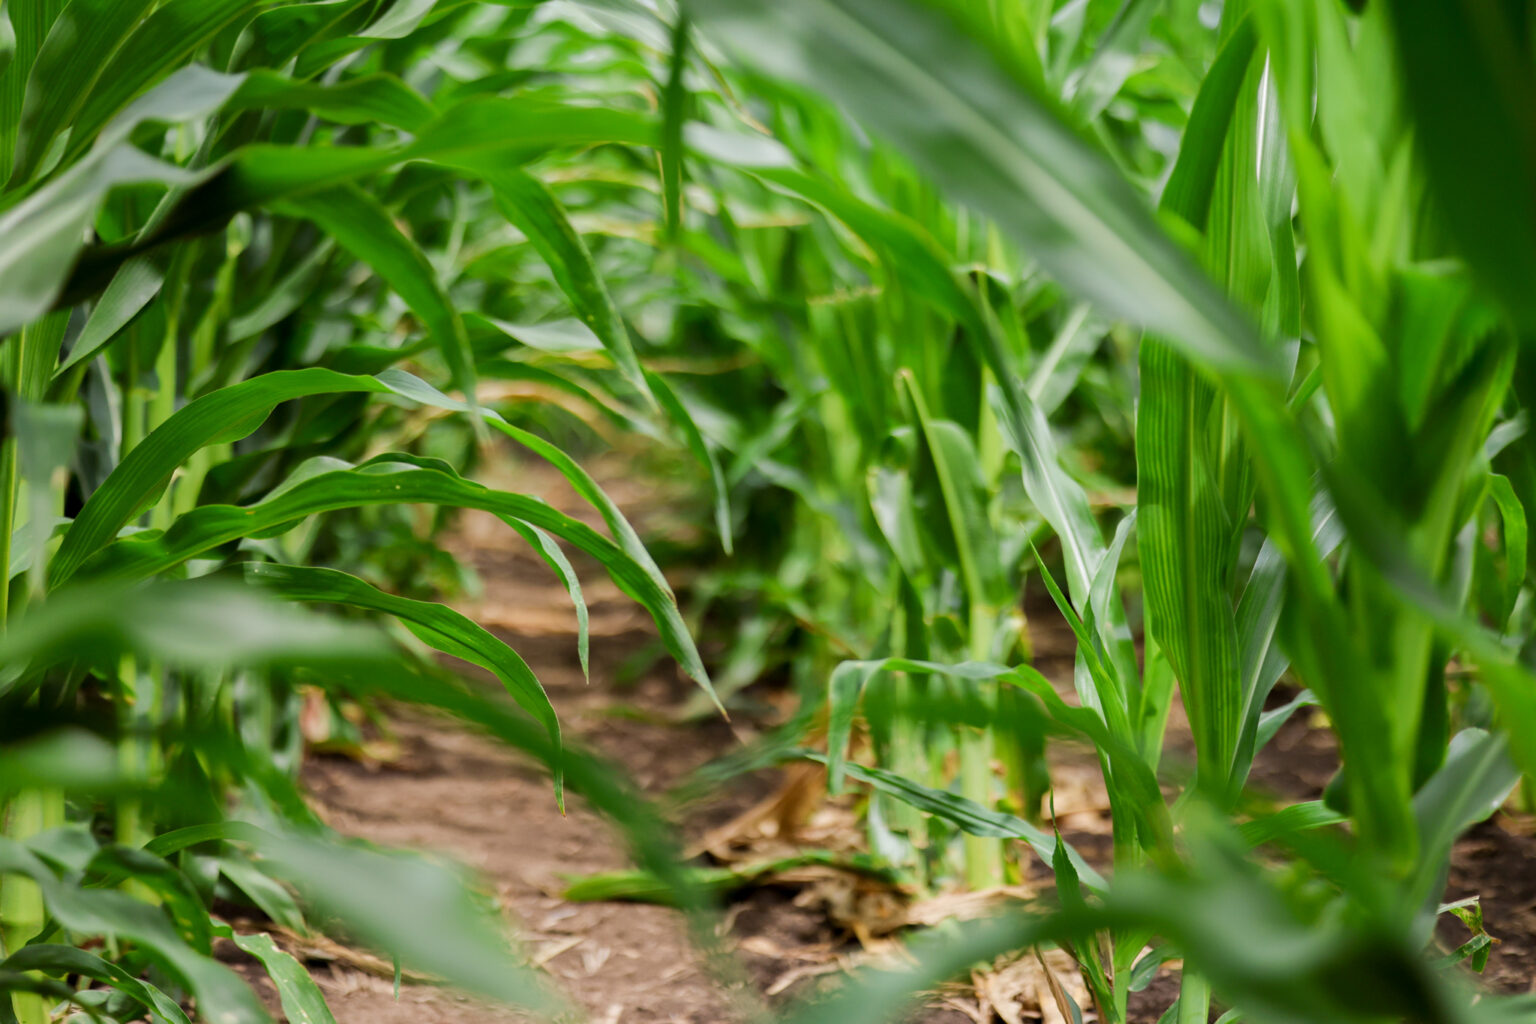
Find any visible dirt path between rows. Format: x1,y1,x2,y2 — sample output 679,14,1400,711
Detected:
225,456,1536,1023
287,460,759,1024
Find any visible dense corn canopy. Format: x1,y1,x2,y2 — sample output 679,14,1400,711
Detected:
0,0,1532,1022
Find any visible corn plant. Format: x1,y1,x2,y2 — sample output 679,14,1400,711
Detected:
0,2,727,1021
683,0,1536,1020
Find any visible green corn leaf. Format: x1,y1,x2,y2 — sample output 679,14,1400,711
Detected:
83,845,214,953
1381,0,1536,330
217,929,337,1024
47,369,557,580
0,577,703,1000
230,0,370,69
1026,303,1101,417
1,945,191,1024
1137,339,1243,794
5,0,156,186
798,752,1107,891
1252,689,1317,757
77,455,714,707
687,125,1000,350
226,69,436,131
1030,541,1130,735
1050,815,1112,1010
1409,729,1519,909
647,369,732,554
1487,474,1528,629
826,660,884,794
225,240,335,344
380,369,679,604
52,366,691,693
0,729,131,797
277,185,481,427
472,316,604,355
0,971,90,1014
0,2,68,181
55,257,164,377
0,65,242,335
0,836,268,1024
360,0,442,39
55,0,262,169
52,368,399,585
1159,18,1259,233
900,372,1008,613
660,12,689,243
0,148,189,336
867,464,929,588
813,653,1169,864
989,385,1108,614
253,830,565,1015
1139,9,1279,796
1438,898,1491,974
504,520,591,684
141,821,271,859
0,581,386,678
1235,802,1345,848
12,401,80,606
0,11,14,80
563,850,901,906
1086,510,1141,711
243,561,565,809
685,0,1280,378
445,158,653,401
0,570,706,957
405,96,656,161
1231,503,1343,783
53,97,656,315
1067,0,1160,122
217,855,309,935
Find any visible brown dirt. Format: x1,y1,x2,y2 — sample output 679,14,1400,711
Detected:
233,454,1536,1023
223,454,955,1024
280,455,761,1024
1443,817,1536,993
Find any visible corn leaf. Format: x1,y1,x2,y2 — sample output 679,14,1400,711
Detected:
0,837,267,1024
77,455,714,705
1382,0,1536,330
1,945,191,1024
278,185,481,425
218,929,337,1024
5,0,156,186
243,562,565,808
685,0,1280,378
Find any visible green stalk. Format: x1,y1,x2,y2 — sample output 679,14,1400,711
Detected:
176,233,242,518
0,435,14,630
0,322,58,1024
960,604,1004,889
148,324,178,532
957,731,1001,886
111,273,181,856
1176,969,1210,1024
120,277,184,856
900,373,1008,888
879,586,931,880
1,791,57,1024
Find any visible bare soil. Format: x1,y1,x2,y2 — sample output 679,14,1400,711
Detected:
226,455,1536,1023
